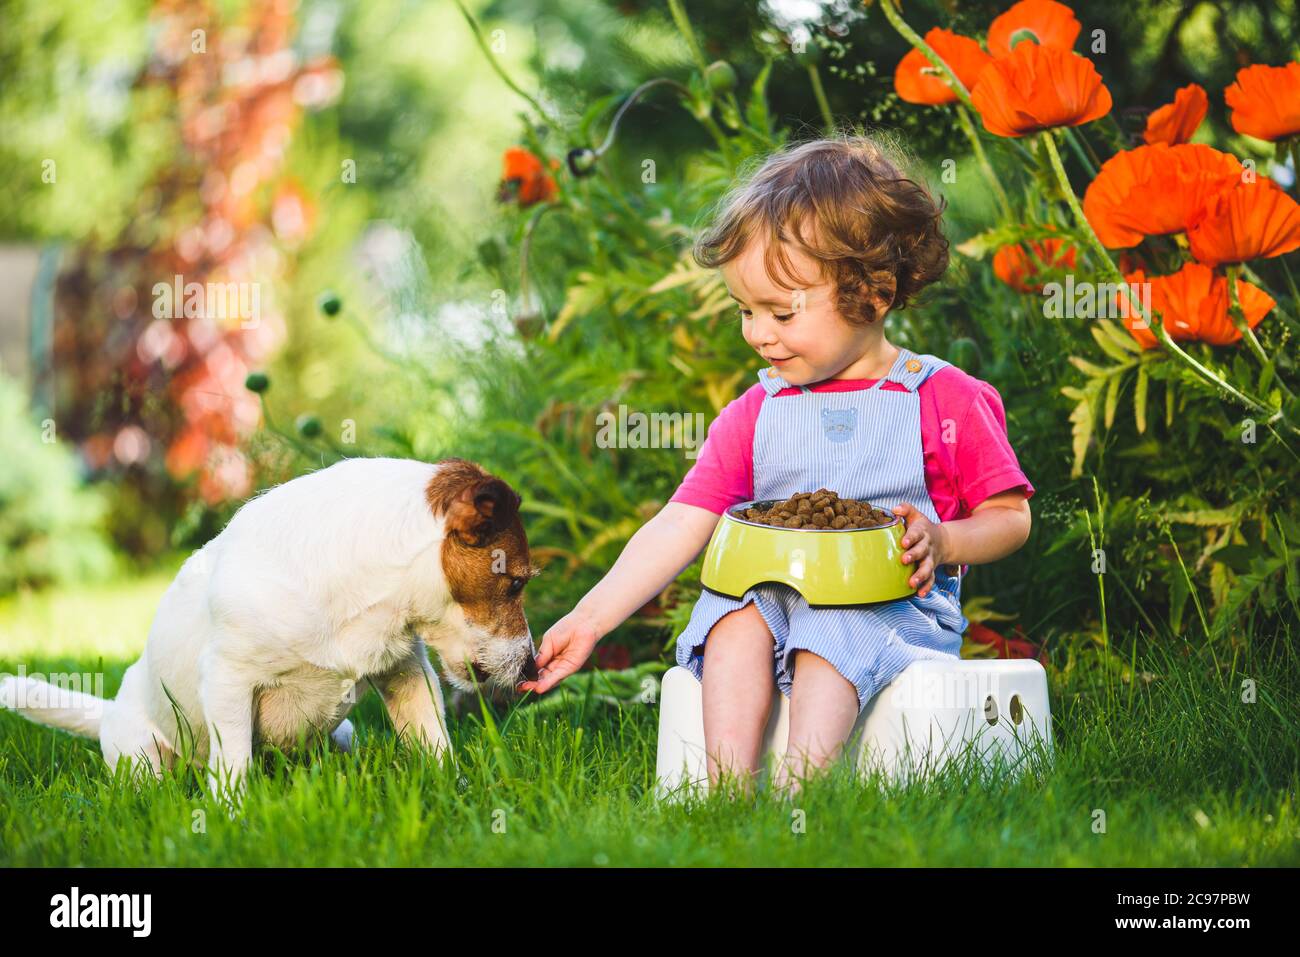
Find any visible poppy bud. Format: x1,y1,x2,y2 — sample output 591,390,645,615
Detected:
566,147,598,178
295,414,323,438
317,291,342,317
245,372,270,394
705,60,737,93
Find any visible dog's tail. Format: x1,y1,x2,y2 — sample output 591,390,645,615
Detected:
0,675,109,739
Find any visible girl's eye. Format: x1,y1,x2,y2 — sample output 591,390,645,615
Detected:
738,309,752,319
775,314,793,322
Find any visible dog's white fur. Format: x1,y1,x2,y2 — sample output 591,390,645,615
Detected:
0,457,535,803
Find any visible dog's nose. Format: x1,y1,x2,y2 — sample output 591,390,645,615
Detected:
521,653,538,683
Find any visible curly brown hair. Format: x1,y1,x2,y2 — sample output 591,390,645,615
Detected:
692,131,950,325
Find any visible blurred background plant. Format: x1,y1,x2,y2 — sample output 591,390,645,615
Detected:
1,0,1296,688
0,374,118,594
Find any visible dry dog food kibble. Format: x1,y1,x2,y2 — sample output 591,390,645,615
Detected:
734,489,895,529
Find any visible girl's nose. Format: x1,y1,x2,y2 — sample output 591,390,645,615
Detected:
749,312,781,344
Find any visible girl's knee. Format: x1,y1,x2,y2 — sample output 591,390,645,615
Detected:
708,602,772,644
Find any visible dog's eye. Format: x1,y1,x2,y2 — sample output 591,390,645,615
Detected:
507,577,527,596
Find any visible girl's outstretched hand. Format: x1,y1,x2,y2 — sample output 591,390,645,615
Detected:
892,502,949,599
516,609,601,695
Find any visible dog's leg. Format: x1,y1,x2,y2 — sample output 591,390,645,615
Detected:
374,644,452,760
197,651,255,807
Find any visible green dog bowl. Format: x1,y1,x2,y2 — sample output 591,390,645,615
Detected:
699,498,917,606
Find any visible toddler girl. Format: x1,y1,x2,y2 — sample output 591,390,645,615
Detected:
518,134,1034,795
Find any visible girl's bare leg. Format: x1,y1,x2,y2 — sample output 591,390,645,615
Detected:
774,650,860,798
699,602,776,794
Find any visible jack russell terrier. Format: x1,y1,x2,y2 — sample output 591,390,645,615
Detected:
0,456,539,801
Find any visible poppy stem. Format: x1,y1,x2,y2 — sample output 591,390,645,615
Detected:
452,0,564,132
1041,130,1291,428
594,78,691,158
1241,262,1300,336
665,1,743,159
519,201,567,328
878,0,973,111
666,0,712,76
956,104,1012,221
257,395,330,463
1225,265,1295,399
806,63,835,136
1281,256,1300,304
1062,126,1100,178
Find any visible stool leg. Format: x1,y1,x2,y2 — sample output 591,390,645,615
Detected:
654,667,708,800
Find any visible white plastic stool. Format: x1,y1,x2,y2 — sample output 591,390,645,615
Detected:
654,658,1053,799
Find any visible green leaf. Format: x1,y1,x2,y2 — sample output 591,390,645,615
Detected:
745,59,774,136
648,260,708,294
1134,365,1148,434
1066,379,1102,478
1096,317,1144,354
1104,370,1121,429
1068,355,1111,378
548,273,607,340
954,222,1082,260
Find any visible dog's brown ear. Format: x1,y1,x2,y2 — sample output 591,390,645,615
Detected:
445,478,521,546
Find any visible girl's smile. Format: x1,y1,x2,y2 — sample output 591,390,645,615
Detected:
723,234,898,385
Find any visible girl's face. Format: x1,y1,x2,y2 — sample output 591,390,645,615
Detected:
722,236,886,386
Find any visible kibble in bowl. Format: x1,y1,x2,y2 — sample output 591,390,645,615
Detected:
732,489,895,530
700,489,915,605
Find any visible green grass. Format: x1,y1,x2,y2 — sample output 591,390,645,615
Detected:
1,574,1297,866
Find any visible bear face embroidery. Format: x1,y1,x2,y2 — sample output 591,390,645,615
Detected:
821,407,857,443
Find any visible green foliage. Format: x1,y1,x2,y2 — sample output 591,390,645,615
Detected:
0,375,117,593
269,0,1300,663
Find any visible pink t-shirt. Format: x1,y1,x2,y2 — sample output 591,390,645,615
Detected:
669,365,1035,527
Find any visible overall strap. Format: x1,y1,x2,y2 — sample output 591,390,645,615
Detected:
758,351,947,395
758,366,801,396
869,348,949,393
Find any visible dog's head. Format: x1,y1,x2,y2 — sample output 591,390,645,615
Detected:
425,458,539,695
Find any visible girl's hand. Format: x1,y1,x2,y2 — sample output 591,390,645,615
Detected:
891,502,949,599
517,609,602,695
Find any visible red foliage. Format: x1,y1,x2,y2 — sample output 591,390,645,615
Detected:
48,0,341,513
967,621,1049,664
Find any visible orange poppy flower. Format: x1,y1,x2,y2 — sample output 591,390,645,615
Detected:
1142,83,1208,146
499,147,558,207
1224,62,1300,142
894,28,993,105
986,0,1081,58
1083,143,1244,248
1186,179,1300,266
993,236,1078,292
970,43,1112,138
1116,263,1274,349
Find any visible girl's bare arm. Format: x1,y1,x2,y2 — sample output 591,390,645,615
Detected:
571,501,722,638
938,490,1032,569
521,502,725,693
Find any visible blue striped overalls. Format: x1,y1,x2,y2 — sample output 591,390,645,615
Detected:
674,347,968,714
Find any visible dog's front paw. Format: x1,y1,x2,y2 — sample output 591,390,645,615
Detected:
330,718,355,753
